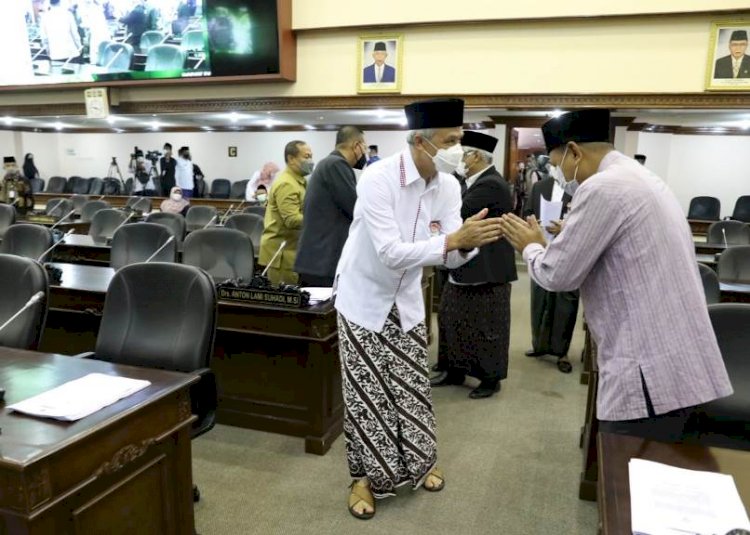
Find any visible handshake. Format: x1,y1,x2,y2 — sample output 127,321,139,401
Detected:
446,209,548,252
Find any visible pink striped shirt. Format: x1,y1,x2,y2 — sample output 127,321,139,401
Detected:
523,151,732,421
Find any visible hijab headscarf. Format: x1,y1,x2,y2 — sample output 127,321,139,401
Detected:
160,186,190,214
257,162,280,187
23,154,38,180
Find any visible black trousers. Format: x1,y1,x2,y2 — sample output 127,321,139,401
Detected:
298,273,335,287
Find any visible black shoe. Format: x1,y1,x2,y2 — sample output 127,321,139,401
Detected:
525,349,547,358
431,372,465,387
469,381,501,399
556,357,573,374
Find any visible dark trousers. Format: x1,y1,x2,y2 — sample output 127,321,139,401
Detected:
134,189,156,197
298,274,335,287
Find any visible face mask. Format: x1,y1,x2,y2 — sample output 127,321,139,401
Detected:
455,160,468,177
299,159,315,176
352,144,367,170
424,139,463,174
170,193,182,201
556,147,580,196
256,193,267,203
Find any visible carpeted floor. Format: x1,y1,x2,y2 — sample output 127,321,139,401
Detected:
192,269,599,534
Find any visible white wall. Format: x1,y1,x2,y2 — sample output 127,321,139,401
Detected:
635,132,673,183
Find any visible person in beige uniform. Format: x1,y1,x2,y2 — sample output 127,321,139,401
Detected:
258,140,313,285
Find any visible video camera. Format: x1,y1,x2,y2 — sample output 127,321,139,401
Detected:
129,146,162,164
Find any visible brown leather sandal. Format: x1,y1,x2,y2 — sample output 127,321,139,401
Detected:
348,480,375,520
423,468,445,492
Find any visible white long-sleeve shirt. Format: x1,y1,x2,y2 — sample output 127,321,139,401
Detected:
40,6,82,61
175,157,193,190
335,148,477,332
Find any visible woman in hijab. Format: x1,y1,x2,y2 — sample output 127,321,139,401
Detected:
245,162,280,201
160,186,190,216
23,154,39,180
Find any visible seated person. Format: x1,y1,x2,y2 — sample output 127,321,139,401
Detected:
252,184,268,206
160,186,190,216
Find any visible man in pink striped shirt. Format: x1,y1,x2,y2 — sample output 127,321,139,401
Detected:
499,109,733,442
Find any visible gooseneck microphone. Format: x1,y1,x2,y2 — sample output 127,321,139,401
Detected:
261,241,287,278
145,236,175,263
36,229,75,262
0,292,45,335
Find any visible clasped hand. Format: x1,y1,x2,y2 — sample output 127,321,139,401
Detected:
497,213,547,252
446,208,504,251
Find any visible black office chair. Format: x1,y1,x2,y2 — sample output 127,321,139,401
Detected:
0,224,53,262
687,196,721,221
69,176,91,195
86,262,217,500
0,254,48,350
0,204,16,239
125,196,152,213
102,178,122,196
209,179,231,199
698,263,720,305
88,177,104,195
717,245,750,284
185,206,217,231
124,178,134,195
243,205,266,218
230,179,248,200
694,303,750,448
70,194,89,215
183,228,255,281
145,212,186,243
731,196,750,223
89,208,129,240
707,221,750,246
194,178,207,198
80,200,111,223
29,178,45,193
45,176,67,193
45,198,74,218
225,213,264,252
110,223,177,270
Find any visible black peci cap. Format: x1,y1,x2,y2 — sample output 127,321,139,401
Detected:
541,109,611,153
404,98,465,130
461,131,498,153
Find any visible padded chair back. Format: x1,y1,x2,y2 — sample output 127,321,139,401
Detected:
185,205,218,231
101,42,134,71
230,179,248,199
102,178,121,195
698,263,720,305
717,245,750,284
209,179,231,199
29,178,44,193
145,212,186,242
96,263,217,373
243,205,265,218
687,196,721,221
139,30,164,53
0,224,53,262
89,208,129,239
96,40,113,66
88,177,104,195
732,195,750,223
181,29,205,52
69,176,91,195
46,176,67,193
125,196,152,213
183,228,255,281
701,303,750,423
71,194,89,215
194,178,207,198
80,200,110,222
0,204,16,239
0,254,48,350
124,178,134,195
110,223,176,270
707,221,750,246
225,213,263,252
45,198,74,218
145,44,186,72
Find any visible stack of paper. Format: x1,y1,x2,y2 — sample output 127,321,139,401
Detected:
302,287,334,305
629,458,750,534
8,373,151,421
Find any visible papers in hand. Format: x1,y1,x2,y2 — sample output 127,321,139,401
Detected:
302,287,333,304
629,458,750,535
539,197,563,241
8,373,151,421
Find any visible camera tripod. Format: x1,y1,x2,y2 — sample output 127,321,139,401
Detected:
106,158,127,194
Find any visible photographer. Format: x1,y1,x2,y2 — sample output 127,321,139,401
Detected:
130,149,156,196
160,143,176,197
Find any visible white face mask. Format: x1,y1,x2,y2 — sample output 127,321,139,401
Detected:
256,193,267,203
455,159,468,177
424,139,463,174
556,146,580,197
171,193,182,201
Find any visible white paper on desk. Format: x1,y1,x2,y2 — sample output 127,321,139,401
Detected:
539,197,563,241
302,287,333,304
629,458,750,535
8,373,151,421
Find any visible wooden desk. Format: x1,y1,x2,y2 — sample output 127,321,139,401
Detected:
597,432,750,535
44,262,343,455
695,243,726,255
0,349,197,534
35,192,240,212
52,234,112,266
19,217,91,235
688,219,714,236
720,281,750,303
696,253,719,270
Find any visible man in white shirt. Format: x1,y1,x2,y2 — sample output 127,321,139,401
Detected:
335,99,504,519
174,146,195,198
40,0,83,62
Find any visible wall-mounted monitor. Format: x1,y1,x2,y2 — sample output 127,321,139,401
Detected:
1,0,294,90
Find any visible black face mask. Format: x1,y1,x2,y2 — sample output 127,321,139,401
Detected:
353,154,367,170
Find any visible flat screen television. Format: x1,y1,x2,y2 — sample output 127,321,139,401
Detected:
1,0,294,90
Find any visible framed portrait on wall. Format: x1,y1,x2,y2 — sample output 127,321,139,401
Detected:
357,34,403,94
705,21,750,90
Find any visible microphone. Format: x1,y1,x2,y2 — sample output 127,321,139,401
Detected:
46,199,65,217
722,228,728,248
110,211,135,237
0,291,45,335
234,200,247,213
145,236,175,263
203,215,218,229
219,204,234,225
261,240,287,278
49,209,76,230
37,229,74,262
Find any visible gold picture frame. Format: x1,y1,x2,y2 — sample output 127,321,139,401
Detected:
357,34,403,94
705,20,750,91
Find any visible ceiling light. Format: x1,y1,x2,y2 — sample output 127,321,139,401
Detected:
303,124,315,130
53,122,64,130
229,112,239,123
106,115,118,124
376,108,386,119
318,116,324,121
201,126,213,131
3,117,13,126
264,119,275,128
150,121,160,130
550,110,564,118
399,116,408,126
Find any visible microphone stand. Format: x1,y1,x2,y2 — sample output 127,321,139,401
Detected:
203,215,218,229
0,292,45,334
261,241,287,278
722,228,728,248
219,205,234,226
145,236,175,263
45,199,65,218
49,209,76,231
37,230,75,263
